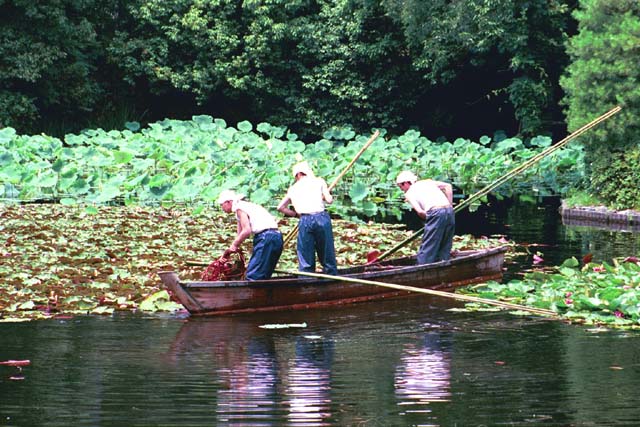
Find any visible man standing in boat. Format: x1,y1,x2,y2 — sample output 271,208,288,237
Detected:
218,190,284,280
396,171,455,264
277,161,338,275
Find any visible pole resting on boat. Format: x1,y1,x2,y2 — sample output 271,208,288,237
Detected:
274,269,557,318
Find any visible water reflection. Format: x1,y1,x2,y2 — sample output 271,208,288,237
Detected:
166,317,335,426
458,197,640,267
394,332,451,412
215,337,279,425
284,337,333,426
3,298,640,426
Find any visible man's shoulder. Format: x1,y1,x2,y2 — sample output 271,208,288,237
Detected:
413,179,436,189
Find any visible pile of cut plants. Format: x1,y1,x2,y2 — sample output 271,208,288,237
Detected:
0,204,504,321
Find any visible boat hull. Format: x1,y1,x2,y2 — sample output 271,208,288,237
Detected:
158,246,507,316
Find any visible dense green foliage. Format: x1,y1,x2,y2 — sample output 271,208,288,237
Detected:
560,0,640,209
0,1,130,132
388,0,574,135
0,0,574,139
2,0,635,208
0,118,584,221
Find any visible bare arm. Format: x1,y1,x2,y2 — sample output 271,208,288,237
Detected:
433,180,453,205
407,199,427,220
229,209,252,252
320,179,333,204
277,194,298,217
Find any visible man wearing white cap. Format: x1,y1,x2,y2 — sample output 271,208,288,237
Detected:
277,161,338,275
396,171,455,264
217,189,284,280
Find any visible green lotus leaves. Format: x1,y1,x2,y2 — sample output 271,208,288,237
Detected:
560,257,579,268
463,258,640,327
237,120,253,133
148,173,172,189
113,151,134,164
60,198,77,205
349,181,369,203
0,127,16,144
530,135,552,148
139,290,182,312
0,152,15,167
0,164,23,182
288,140,306,153
93,184,122,203
1,117,581,222
125,121,140,132
125,173,149,190
479,135,492,145
170,177,206,201
148,184,172,199
191,115,212,127
361,200,378,217
35,170,58,188
250,188,272,205
68,178,90,195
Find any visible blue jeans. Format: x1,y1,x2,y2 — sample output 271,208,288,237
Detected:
417,206,455,265
297,211,338,275
245,229,284,280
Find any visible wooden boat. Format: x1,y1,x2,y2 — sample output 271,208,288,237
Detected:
158,246,507,316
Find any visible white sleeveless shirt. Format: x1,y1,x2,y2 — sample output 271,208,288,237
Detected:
405,179,451,211
286,176,327,214
232,200,278,234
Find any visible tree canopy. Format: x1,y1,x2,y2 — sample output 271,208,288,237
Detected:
560,0,640,209
1,0,576,140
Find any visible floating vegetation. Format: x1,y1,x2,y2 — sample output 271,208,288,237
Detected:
461,256,640,328
0,204,505,321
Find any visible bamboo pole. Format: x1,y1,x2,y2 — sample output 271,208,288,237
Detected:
375,106,622,262
186,260,211,267
274,269,557,317
282,130,381,246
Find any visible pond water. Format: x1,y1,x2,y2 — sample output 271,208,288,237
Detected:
2,200,640,427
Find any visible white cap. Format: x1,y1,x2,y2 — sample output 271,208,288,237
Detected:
217,190,244,205
292,161,314,178
396,170,418,184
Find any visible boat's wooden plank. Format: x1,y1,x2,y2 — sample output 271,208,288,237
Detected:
158,247,507,316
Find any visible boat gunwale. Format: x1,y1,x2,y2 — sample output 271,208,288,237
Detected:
174,246,508,289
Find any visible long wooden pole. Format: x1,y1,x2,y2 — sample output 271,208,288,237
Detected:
326,130,381,192
375,106,622,262
282,130,381,246
274,269,557,317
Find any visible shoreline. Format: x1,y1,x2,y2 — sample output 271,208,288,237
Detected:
560,201,640,231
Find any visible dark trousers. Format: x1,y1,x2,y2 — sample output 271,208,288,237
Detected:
246,229,283,280
417,206,455,265
297,211,338,275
